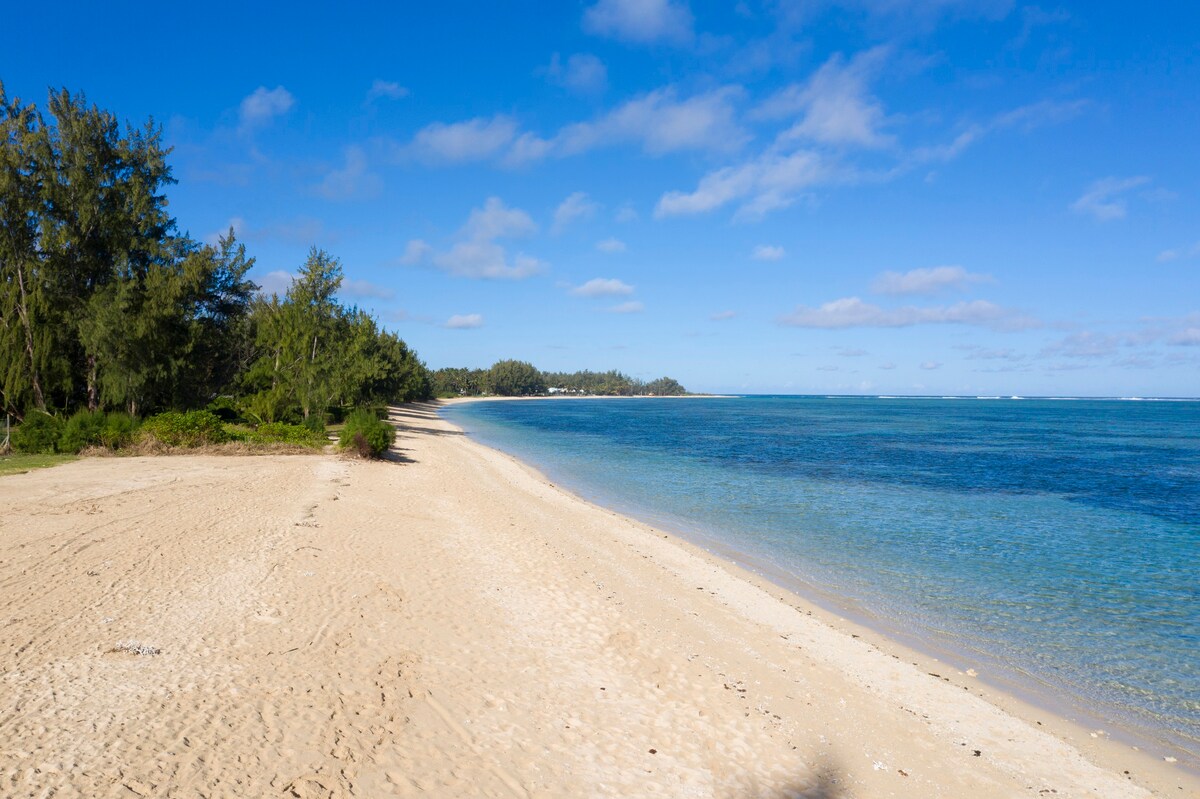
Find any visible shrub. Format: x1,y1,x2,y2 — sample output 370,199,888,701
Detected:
338,409,394,458
140,410,230,448
60,410,107,453
250,422,326,448
301,414,326,434
12,411,65,454
101,412,138,448
205,396,243,423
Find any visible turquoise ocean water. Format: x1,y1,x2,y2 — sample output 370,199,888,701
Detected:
442,396,1200,758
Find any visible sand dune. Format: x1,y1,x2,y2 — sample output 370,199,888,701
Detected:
0,402,1189,797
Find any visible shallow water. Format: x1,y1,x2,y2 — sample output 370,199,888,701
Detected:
442,396,1200,756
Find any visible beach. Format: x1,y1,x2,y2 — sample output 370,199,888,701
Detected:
0,402,1191,798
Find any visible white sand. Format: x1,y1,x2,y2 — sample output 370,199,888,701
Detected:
0,402,1191,797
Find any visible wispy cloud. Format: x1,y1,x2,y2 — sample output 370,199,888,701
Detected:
754,47,893,149
553,191,599,232
596,237,627,253
256,270,296,296
1169,328,1200,346
401,197,546,280
407,115,519,164
779,297,1038,330
238,86,294,133
313,146,382,201
398,239,432,265
1157,241,1200,263
366,79,408,103
606,300,645,313
544,53,608,93
752,244,785,260
656,149,830,219
920,361,942,370
445,313,484,329
711,310,737,321
582,0,694,45
571,277,634,297
1071,176,1150,221
340,279,395,300
871,265,992,296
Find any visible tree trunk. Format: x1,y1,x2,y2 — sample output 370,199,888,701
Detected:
86,354,98,411
13,263,46,411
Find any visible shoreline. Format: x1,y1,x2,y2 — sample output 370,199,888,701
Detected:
1,401,1194,796
438,397,1199,789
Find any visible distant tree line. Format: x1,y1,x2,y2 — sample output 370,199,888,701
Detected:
0,84,431,425
433,362,687,397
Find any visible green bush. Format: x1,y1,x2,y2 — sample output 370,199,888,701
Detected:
250,422,326,448
12,411,65,454
338,409,395,458
205,396,243,423
140,410,230,448
101,412,138,448
301,414,326,434
60,410,107,453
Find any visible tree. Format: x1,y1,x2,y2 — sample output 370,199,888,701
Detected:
487,360,545,396
645,377,686,396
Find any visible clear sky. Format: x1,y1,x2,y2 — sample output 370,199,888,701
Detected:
4,1,1198,396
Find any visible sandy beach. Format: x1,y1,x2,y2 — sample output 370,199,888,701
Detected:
1,402,1192,798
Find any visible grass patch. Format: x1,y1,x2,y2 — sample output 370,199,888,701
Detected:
0,453,78,476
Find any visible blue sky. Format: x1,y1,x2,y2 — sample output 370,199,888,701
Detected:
5,1,1198,396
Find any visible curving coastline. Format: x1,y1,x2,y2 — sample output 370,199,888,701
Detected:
0,401,1192,796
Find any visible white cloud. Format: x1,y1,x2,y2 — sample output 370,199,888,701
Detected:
871,265,991,296
314,146,382,201
779,297,1037,330
204,217,247,246
878,362,897,370
752,244,785,261
409,115,518,163
920,361,942,370
571,277,634,297
615,204,639,223
340,279,395,300
434,242,544,280
1157,241,1200,263
711,310,737,321
1071,176,1150,221
238,86,294,132
757,48,893,149
409,198,545,280
367,79,408,103
256,270,296,296
555,86,747,159
445,314,484,329
1040,331,1121,359
553,191,599,233
583,0,693,45
596,237,627,253
465,196,537,240
1169,328,1200,346
656,149,829,219
606,300,645,313
545,53,608,93
398,239,432,265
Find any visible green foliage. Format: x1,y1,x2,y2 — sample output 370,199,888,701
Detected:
644,377,687,396
487,360,545,396
249,422,326,448
433,367,487,397
1,85,431,424
59,409,106,453
338,409,395,458
100,412,137,448
11,410,64,453
139,410,229,448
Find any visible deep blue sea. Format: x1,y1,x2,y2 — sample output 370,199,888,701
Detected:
441,396,1200,757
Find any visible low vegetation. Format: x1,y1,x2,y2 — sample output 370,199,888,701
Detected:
0,453,77,476
338,409,395,458
434,363,688,398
